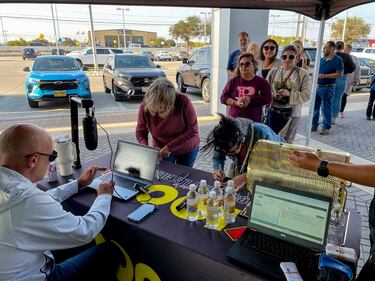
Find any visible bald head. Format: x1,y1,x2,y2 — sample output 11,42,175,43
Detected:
0,124,52,165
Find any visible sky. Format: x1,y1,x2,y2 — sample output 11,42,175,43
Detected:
0,3,375,44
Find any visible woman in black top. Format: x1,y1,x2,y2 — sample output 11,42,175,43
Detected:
257,39,281,79
293,40,310,70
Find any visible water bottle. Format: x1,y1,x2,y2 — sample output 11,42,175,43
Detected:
198,179,209,216
224,185,236,224
213,180,224,216
206,191,219,229
186,184,198,221
328,203,345,246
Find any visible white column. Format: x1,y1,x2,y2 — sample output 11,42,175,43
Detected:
211,9,269,115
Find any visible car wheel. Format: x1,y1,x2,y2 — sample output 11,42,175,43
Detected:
112,81,122,102
201,78,211,103
177,74,187,93
76,59,83,67
103,77,111,93
28,98,39,108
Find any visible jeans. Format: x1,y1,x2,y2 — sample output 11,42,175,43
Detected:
367,90,375,118
332,75,347,118
48,242,122,281
163,146,199,167
313,86,335,130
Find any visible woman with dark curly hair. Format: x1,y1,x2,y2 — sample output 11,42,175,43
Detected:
258,39,282,79
220,53,272,122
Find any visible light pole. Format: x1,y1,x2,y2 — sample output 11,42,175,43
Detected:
0,17,7,45
117,7,130,49
270,15,280,38
50,4,59,54
200,11,211,43
342,10,349,41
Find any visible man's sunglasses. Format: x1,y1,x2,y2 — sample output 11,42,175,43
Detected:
25,150,58,162
239,62,252,68
263,45,276,51
281,54,296,61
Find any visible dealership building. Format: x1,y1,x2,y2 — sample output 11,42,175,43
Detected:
88,29,157,47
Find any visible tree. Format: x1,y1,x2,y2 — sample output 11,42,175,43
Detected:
6,38,29,46
169,16,201,47
60,37,80,47
331,17,371,44
29,38,51,46
165,39,176,47
199,18,211,43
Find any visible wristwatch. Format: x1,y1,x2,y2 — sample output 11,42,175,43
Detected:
317,160,329,177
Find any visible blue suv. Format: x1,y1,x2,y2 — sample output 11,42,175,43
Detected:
24,56,91,108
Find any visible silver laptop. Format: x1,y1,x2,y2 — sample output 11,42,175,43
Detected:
89,140,159,200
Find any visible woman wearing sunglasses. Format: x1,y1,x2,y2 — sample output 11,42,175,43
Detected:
258,39,282,79
266,45,311,143
201,114,284,190
220,53,272,123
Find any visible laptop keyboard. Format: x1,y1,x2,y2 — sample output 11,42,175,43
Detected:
100,174,138,190
241,231,319,273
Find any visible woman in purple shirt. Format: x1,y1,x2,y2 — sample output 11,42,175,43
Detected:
136,78,200,167
221,53,272,122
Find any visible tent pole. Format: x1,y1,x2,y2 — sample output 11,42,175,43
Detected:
305,18,325,146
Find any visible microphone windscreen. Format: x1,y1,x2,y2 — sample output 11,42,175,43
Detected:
82,115,98,150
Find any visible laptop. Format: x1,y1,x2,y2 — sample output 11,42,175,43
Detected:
89,140,159,200
227,181,332,281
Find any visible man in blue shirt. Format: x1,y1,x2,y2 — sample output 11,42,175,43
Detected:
312,41,344,135
227,31,250,77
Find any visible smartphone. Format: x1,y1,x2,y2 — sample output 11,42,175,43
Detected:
127,203,156,223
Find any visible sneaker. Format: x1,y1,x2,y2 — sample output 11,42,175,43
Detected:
366,116,371,120
331,118,336,125
339,112,344,118
311,127,318,132
320,128,329,135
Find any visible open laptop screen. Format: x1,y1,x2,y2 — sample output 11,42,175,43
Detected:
113,140,159,182
249,182,332,251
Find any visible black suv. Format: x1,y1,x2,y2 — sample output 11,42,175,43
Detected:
22,48,40,60
103,54,166,101
176,46,211,102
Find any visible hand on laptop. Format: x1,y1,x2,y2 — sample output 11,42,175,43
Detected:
78,166,108,189
97,180,115,196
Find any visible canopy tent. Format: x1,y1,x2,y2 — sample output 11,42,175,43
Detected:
0,0,373,20
1,0,373,144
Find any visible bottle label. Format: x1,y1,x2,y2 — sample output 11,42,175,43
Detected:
187,198,198,211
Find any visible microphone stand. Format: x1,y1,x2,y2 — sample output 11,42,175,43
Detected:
70,96,94,169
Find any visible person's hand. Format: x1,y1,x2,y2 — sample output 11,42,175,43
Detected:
157,146,171,163
213,170,226,181
78,166,107,188
97,180,114,196
275,93,283,101
280,89,291,97
238,96,251,107
288,150,321,172
233,173,247,191
318,74,325,79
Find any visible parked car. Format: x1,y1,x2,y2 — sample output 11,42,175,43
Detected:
155,51,173,61
22,48,40,60
103,54,166,101
110,48,124,54
23,56,90,108
51,48,66,55
352,47,375,60
176,46,211,102
173,51,189,61
353,57,374,91
66,47,118,67
141,50,155,61
358,57,375,71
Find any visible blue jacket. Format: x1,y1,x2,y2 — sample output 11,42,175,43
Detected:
213,121,285,171
371,74,375,91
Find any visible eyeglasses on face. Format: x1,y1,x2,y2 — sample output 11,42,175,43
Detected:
25,150,58,162
281,54,296,61
263,45,276,51
239,62,252,68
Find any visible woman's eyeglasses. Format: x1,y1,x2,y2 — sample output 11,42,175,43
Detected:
25,150,58,162
281,54,296,61
263,45,276,51
239,62,252,68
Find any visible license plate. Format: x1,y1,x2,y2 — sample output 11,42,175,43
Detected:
54,91,66,97
360,79,368,84
141,87,149,93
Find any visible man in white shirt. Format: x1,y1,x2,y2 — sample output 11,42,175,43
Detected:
0,124,120,281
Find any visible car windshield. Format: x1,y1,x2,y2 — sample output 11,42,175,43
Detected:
33,58,80,71
116,56,154,68
111,49,123,54
361,57,375,68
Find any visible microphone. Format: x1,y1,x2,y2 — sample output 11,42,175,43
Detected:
82,107,98,150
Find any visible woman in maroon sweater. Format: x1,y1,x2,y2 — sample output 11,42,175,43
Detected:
221,53,272,122
136,78,200,167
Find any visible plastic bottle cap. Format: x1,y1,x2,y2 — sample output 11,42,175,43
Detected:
209,191,216,198
225,186,234,194
200,179,207,186
214,181,221,188
189,184,196,191
227,180,234,187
